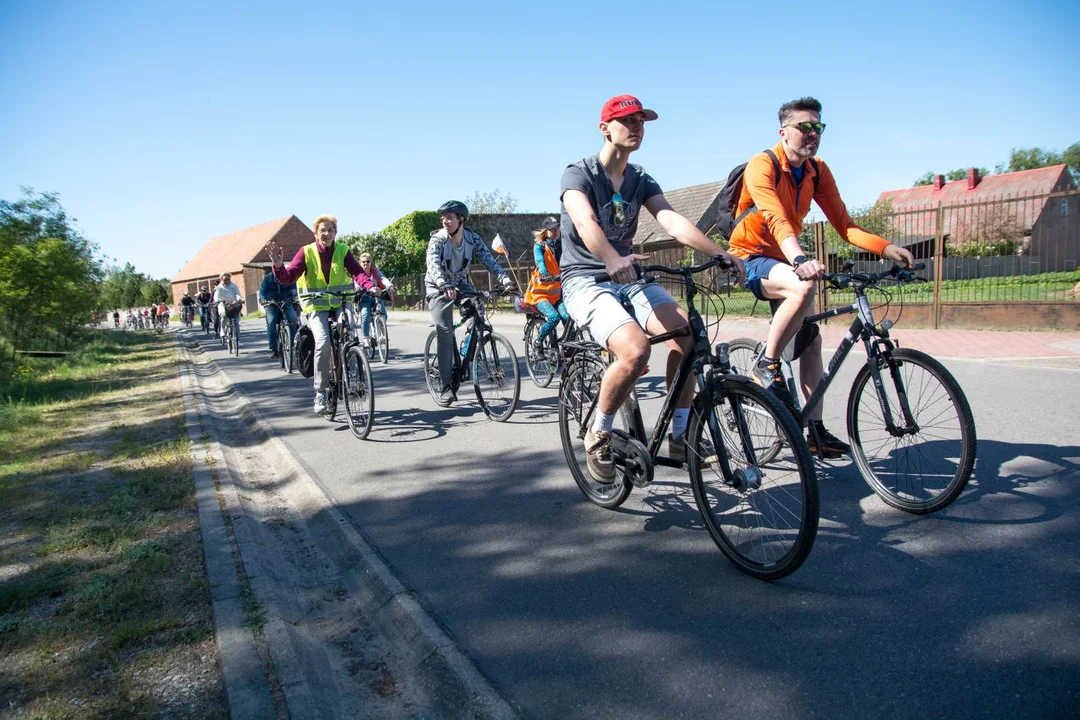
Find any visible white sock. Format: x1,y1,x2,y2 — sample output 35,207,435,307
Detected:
592,411,615,434
672,408,690,439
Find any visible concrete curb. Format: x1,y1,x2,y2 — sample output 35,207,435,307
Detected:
177,342,276,719
177,334,520,719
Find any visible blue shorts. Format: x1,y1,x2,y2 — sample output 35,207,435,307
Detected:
742,255,789,301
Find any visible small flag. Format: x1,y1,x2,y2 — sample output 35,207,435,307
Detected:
491,233,508,257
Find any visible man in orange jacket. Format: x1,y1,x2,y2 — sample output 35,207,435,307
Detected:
729,96,913,457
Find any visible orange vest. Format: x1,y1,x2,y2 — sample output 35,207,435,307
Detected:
524,244,561,305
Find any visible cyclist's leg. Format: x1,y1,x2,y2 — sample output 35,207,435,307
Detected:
265,303,281,351
428,293,456,390
308,311,332,392
535,300,560,343
284,303,299,332
755,263,822,419
358,296,373,338
629,283,693,442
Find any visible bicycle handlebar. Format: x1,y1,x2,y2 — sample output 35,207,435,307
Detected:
821,262,926,288
591,255,734,284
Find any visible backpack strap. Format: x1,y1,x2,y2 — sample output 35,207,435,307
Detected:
732,149,783,228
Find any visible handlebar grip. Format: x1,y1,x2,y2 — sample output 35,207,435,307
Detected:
912,262,926,271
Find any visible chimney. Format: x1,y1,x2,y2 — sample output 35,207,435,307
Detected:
966,167,980,190
933,174,945,190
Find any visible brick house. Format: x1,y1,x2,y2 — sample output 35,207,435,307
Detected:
875,166,1078,270
170,216,313,308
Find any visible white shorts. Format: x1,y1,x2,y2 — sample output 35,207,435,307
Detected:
562,275,677,347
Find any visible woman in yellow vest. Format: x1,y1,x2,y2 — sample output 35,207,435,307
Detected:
524,217,569,350
266,215,375,414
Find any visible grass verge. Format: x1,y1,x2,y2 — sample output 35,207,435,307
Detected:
0,331,227,718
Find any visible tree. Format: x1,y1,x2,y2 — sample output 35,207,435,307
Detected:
0,188,103,355
139,278,170,305
464,189,519,215
1006,146,1064,172
914,168,989,186
914,172,936,187
825,199,897,259
1063,142,1080,181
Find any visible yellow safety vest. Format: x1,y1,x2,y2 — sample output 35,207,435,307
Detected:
296,242,353,312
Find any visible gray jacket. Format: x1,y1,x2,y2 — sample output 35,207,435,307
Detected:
424,228,509,293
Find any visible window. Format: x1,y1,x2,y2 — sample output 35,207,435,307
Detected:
1063,199,1069,217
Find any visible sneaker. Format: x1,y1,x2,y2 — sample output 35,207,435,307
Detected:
750,357,797,418
313,391,328,414
668,434,716,467
807,423,851,458
437,386,456,404
268,350,279,359
584,428,616,484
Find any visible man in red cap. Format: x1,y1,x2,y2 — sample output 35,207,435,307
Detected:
559,94,744,483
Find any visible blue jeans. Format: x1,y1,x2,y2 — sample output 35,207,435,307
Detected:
535,299,569,342
357,295,387,339
265,302,298,351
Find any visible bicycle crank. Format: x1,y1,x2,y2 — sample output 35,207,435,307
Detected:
610,430,654,489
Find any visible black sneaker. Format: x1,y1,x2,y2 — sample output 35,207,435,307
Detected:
750,357,797,418
807,424,851,458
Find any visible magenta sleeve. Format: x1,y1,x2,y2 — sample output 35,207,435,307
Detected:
274,248,307,285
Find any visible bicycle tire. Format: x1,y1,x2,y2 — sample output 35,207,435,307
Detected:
472,332,520,421
726,338,786,464
687,376,818,580
342,345,374,440
423,331,453,407
232,318,241,356
847,347,976,514
557,354,634,509
524,318,557,389
375,316,389,364
278,322,291,372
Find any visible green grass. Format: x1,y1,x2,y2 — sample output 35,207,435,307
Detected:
0,330,226,717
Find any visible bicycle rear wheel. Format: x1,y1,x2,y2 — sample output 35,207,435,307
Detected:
472,332,520,421
423,331,453,407
375,316,389,364
558,354,634,509
688,377,818,580
847,348,976,514
343,345,374,439
524,318,558,388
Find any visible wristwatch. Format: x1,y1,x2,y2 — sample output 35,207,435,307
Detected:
792,255,808,270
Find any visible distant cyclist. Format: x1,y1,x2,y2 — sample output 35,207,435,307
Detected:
524,216,569,350
213,273,244,340
728,96,913,457
258,267,299,359
425,200,516,404
180,292,196,326
196,285,213,332
355,253,393,345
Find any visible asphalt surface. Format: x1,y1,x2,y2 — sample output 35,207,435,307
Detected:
185,316,1080,719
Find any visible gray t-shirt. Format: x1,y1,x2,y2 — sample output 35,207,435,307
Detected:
559,155,663,280
448,241,467,275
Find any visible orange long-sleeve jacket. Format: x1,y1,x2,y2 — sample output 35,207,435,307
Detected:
728,141,890,261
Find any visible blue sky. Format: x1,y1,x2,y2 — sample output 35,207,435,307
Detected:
2,0,1077,279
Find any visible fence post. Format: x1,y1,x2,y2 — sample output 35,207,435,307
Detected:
933,203,944,329
814,221,828,314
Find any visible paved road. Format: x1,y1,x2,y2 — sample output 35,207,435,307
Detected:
187,317,1079,718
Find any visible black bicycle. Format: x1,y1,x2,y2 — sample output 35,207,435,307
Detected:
308,291,375,440
523,306,584,389
727,261,976,514
423,288,521,421
558,258,818,580
266,300,298,374
221,301,242,356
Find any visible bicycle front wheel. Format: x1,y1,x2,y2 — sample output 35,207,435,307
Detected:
847,348,976,514
524,318,557,388
278,322,290,371
472,332,520,421
423,331,452,407
558,354,634,509
688,377,818,580
375,316,389,364
343,346,374,439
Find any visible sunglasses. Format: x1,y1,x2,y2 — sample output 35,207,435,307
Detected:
786,121,826,135
612,193,625,225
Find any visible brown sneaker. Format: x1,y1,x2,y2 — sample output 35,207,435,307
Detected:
585,428,616,484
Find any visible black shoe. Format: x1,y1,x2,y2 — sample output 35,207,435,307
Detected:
438,386,456,404
750,357,797,418
807,423,851,458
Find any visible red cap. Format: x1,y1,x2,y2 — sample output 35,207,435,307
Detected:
600,95,658,123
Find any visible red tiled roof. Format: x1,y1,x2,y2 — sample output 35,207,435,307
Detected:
875,166,1074,242
171,215,312,283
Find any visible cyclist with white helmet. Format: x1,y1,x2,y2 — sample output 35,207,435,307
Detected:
425,200,517,404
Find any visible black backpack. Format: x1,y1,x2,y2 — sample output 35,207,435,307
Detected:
294,324,315,378
715,149,820,240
